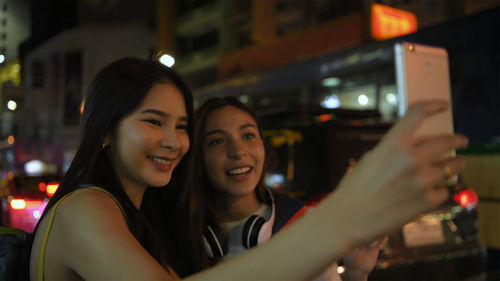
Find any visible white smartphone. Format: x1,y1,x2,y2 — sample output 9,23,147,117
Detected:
394,42,457,184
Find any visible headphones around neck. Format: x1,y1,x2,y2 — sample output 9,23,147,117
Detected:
203,188,276,258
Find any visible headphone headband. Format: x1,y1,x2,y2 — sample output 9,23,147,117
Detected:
204,187,276,258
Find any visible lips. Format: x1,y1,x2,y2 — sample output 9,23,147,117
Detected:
148,156,174,170
226,166,252,176
225,166,253,181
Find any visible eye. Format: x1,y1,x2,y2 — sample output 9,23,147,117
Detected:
207,138,225,146
144,119,162,127
243,132,256,140
176,123,189,131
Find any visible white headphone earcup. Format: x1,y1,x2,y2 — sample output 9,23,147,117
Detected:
258,212,274,245
203,225,226,258
242,188,277,248
242,215,266,248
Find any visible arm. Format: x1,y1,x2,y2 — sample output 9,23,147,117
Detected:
50,101,467,281
183,101,468,281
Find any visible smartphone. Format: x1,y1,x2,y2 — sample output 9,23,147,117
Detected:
394,42,457,185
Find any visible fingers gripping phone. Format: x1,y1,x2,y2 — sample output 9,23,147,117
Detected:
394,42,457,185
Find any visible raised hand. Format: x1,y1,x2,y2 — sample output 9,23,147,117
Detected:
331,101,468,246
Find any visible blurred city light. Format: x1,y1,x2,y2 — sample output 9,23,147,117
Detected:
319,114,331,122
7,135,15,145
321,77,341,87
24,160,44,176
46,182,59,196
0,54,5,64
385,93,397,104
33,210,42,219
239,95,249,103
453,189,479,210
337,265,345,274
7,100,17,110
10,199,26,210
371,3,418,40
357,94,369,105
265,173,285,189
38,182,47,192
321,95,340,109
159,54,175,67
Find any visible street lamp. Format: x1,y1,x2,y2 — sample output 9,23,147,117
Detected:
7,100,17,110
159,54,175,67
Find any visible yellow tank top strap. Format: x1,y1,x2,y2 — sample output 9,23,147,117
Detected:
37,186,126,281
87,186,127,218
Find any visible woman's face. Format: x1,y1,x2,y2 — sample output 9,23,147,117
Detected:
202,106,265,201
108,82,190,194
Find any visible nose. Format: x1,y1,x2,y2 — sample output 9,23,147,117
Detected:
227,139,247,159
159,127,180,152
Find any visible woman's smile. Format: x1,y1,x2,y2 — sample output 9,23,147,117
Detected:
148,155,175,171
226,166,253,181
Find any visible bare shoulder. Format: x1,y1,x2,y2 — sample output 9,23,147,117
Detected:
58,188,125,223
30,188,129,280
31,188,170,280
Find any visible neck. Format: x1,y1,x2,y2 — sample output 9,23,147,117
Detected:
122,183,146,209
215,192,261,222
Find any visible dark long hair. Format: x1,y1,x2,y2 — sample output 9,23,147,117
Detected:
191,97,269,239
36,57,203,276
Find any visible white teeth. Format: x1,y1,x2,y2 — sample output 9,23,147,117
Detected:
228,167,251,175
150,157,171,165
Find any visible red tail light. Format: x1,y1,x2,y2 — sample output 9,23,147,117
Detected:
10,199,26,209
453,189,479,209
46,182,59,197
319,114,331,122
38,182,47,192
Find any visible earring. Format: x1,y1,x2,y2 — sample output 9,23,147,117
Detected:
100,141,107,151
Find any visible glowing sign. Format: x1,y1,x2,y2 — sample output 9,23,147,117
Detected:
371,4,417,40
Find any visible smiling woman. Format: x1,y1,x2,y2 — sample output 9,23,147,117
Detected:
192,97,388,281
29,57,202,280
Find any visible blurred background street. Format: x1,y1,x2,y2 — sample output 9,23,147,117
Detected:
1,1,499,280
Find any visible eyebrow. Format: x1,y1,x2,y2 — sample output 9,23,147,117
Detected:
140,109,188,122
204,123,257,138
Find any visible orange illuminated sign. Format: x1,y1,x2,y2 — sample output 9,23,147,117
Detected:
371,4,417,40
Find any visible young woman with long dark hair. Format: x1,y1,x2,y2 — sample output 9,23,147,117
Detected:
192,97,387,281
30,57,203,280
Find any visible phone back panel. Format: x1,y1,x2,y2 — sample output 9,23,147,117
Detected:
395,42,454,137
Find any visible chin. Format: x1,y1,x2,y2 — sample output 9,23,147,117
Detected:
148,176,173,188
